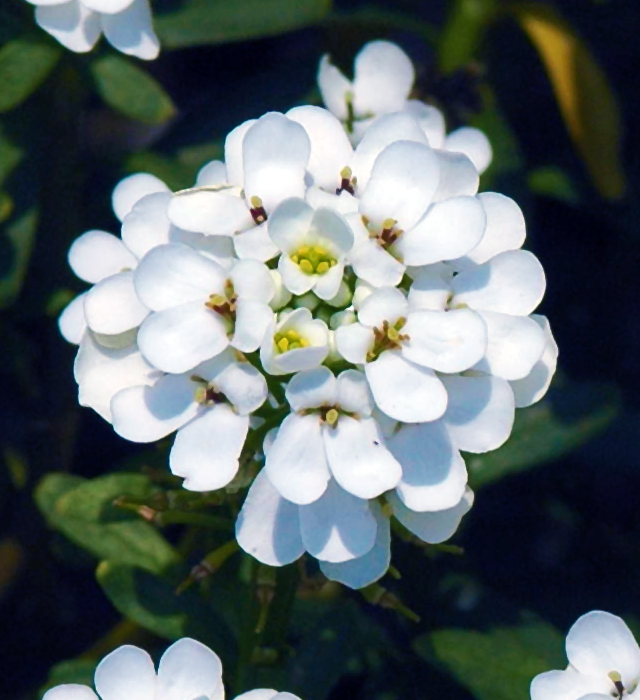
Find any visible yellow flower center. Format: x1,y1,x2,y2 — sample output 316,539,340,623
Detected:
274,329,310,354
366,318,409,362
290,244,338,276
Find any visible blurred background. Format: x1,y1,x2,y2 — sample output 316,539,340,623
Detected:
1,0,640,698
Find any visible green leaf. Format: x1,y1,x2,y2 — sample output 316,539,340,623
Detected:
36,473,178,574
0,207,38,307
528,166,580,204
155,0,332,49
40,659,97,695
0,124,23,186
0,37,61,113
90,55,176,125
96,561,236,665
414,617,565,700
35,473,85,519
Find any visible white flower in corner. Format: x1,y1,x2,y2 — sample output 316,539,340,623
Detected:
25,0,159,60
531,611,640,700
43,637,301,700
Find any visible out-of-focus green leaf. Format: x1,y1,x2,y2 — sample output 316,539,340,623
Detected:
0,208,38,307
511,2,625,200
90,55,177,125
40,659,97,695
413,618,565,700
468,385,619,489
96,561,236,665
0,37,61,113
155,0,332,49
528,166,580,204
0,191,12,223
36,473,178,574
0,124,23,186
438,0,498,73
35,473,85,517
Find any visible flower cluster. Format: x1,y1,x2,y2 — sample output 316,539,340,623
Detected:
24,0,159,59
44,637,301,700
531,611,640,700
59,41,557,589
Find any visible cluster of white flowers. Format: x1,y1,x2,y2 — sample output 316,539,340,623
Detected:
531,611,640,700
59,41,557,589
44,637,300,700
24,0,159,59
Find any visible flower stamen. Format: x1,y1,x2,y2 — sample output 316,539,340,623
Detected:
274,329,310,354
290,244,337,275
366,318,409,362
249,195,268,225
336,166,357,196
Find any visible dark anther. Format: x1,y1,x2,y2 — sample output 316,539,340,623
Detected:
249,195,268,225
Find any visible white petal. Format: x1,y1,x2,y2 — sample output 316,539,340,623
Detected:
234,222,280,262
313,262,344,301
112,173,169,222
232,300,274,353
473,310,546,380
59,293,87,344
82,0,135,13
317,55,352,121
69,230,136,283
137,302,230,374
231,259,275,302
84,271,149,335
299,479,377,562
35,2,101,54
224,119,256,186
405,101,446,148
567,611,640,685
196,160,227,187
285,366,336,412
445,127,492,174
198,350,267,415
324,416,402,498
335,322,374,365
530,670,612,700
401,308,487,373
350,238,405,288
389,487,474,543
43,686,98,700
390,421,467,511
358,286,408,328
192,235,234,269
278,255,316,296
111,373,198,442
451,250,546,316
134,243,225,311
395,195,486,266
407,268,450,311
360,141,439,231
265,413,330,505
121,192,178,260
365,351,448,423
234,691,279,700
510,315,558,408
432,150,479,202
243,113,311,212
170,406,248,491
168,189,252,236
236,470,305,566
305,187,359,216
352,41,414,117
311,206,354,255
336,369,373,415
157,638,223,700
94,645,156,700
268,197,315,253
441,375,515,453
101,0,159,60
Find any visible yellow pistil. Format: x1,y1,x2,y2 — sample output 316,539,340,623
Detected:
366,318,409,362
290,243,337,276
273,328,310,354
325,408,339,425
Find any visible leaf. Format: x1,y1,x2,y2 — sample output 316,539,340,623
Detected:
528,166,580,204
413,617,565,700
438,0,498,73
511,2,625,200
0,208,38,307
0,37,61,113
0,124,23,186
96,561,236,666
35,473,85,519
90,55,177,125
36,473,178,574
40,659,97,695
468,384,620,489
155,0,332,49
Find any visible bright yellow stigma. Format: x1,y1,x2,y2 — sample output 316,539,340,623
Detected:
274,329,310,354
290,244,337,276
325,408,339,425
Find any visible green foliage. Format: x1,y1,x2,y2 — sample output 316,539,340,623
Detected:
0,207,38,307
155,0,332,49
90,55,177,125
40,659,97,695
528,166,580,204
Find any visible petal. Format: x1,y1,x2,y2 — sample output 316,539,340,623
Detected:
101,0,159,60
157,638,223,700
265,413,330,505
352,40,414,116
324,416,402,499
137,302,230,374
170,405,248,491
231,259,275,302
236,470,305,566
445,127,492,174
441,375,515,453
111,373,198,442
112,173,169,222
94,645,156,700
451,250,546,315
278,256,316,296
232,300,274,353
43,686,99,700
83,0,135,12
268,197,315,253
311,206,354,255
432,150,479,202
69,230,136,283
349,237,405,288
336,368,373,415
395,195,486,266
196,160,227,187
192,235,235,269
390,421,467,511
234,222,280,262
35,2,101,53
510,315,558,408
168,189,252,236
285,366,336,412
59,293,87,344
234,692,279,700
134,243,225,311
360,140,439,231
473,310,547,380
365,351,448,423
268,333,329,376
530,671,613,700
299,479,377,562
224,119,256,186
317,55,352,121
405,100,446,148
121,192,179,260
407,268,450,311
243,113,311,212
335,322,374,364
313,262,344,301
84,271,149,335
305,187,359,216
358,286,408,328
567,611,640,685
389,487,474,543
401,308,487,373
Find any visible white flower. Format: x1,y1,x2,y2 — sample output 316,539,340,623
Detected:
43,637,300,700
134,245,275,373
264,366,401,503
531,611,640,700
111,348,267,491
25,0,159,59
